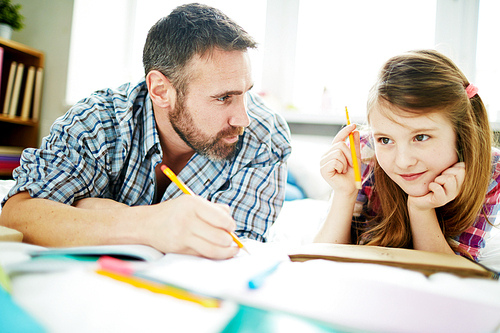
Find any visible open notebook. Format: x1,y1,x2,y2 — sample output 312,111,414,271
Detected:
288,243,499,279
29,244,165,262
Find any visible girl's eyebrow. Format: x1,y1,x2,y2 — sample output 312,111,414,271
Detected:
371,131,388,137
407,127,440,134
372,127,440,137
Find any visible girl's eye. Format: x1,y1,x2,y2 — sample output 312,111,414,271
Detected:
378,137,393,145
414,134,429,142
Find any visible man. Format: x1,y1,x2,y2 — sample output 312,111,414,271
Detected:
0,3,291,259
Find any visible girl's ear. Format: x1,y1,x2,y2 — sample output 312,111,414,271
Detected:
146,70,176,109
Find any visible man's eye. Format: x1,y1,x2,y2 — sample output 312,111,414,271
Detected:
217,95,230,102
415,134,429,142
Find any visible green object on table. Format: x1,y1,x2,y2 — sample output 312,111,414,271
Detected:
0,263,12,293
221,304,353,333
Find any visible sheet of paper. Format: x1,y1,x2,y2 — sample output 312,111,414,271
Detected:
12,268,237,333
0,242,46,267
142,240,290,296
232,260,500,333
1,243,154,276
141,241,500,333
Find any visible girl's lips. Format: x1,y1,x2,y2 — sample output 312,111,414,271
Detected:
399,171,425,181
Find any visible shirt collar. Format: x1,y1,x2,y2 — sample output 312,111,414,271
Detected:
141,91,161,159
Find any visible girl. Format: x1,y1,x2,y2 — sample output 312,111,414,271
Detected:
315,49,499,261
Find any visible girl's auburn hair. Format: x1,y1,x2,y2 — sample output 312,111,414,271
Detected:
362,49,492,254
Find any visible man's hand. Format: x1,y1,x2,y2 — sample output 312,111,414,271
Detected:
145,195,240,259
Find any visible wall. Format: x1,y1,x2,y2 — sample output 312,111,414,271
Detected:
11,0,74,143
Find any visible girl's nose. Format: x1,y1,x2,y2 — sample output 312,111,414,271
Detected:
395,147,417,169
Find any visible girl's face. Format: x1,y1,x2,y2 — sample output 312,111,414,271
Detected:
370,104,458,197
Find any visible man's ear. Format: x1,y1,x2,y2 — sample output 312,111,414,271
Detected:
146,70,176,109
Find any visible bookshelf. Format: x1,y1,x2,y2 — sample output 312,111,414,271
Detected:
0,37,44,177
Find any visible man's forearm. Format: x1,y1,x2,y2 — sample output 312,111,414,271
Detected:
72,197,130,210
0,191,243,259
0,192,146,247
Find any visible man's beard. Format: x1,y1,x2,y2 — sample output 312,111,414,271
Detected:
169,99,245,161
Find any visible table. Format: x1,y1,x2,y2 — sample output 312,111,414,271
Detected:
2,240,500,333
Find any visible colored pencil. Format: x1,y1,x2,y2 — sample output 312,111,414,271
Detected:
345,107,362,189
96,269,220,308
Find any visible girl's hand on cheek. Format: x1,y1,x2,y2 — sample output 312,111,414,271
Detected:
408,162,465,211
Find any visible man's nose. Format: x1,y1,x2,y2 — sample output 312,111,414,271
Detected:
229,95,251,128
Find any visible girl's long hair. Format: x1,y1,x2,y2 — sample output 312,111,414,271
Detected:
363,49,492,254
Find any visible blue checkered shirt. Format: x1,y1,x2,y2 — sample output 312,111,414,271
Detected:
4,79,292,241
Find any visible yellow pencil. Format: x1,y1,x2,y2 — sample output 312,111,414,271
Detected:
96,269,220,308
0,263,12,293
160,165,250,254
345,107,362,189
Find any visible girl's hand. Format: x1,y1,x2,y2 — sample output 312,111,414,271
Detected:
320,123,360,195
408,162,466,211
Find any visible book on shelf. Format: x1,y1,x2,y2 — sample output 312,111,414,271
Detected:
0,47,3,101
20,66,36,119
8,63,24,117
1,62,42,121
288,243,499,280
2,61,17,115
0,146,24,155
31,67,43,121
0,146,23,175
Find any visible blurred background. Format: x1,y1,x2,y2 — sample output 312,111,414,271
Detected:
9,0,500,140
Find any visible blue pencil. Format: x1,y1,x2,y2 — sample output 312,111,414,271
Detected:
248,262,281,289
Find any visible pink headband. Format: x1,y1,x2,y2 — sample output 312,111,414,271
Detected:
466,84,478,99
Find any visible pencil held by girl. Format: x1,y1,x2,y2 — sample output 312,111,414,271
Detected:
315,49,498,262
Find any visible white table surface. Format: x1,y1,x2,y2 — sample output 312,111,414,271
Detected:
2,240,500,333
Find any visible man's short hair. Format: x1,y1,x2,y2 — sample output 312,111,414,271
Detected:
143,3,257,96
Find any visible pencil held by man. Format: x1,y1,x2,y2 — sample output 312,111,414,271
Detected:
160,165,250,254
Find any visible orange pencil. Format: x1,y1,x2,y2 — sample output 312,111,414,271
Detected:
345,107,362,189
160,165,250,254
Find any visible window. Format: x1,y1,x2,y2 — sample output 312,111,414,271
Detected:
68,0,497,125
66,0,267,104
476,0,500,122
291,0,436,122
